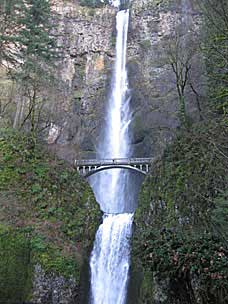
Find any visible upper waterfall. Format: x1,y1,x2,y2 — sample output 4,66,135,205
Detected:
89,9,135,214
107,9,130,159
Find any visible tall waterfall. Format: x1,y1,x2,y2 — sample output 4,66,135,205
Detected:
89,7,134,304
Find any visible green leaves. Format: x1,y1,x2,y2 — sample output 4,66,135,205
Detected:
79,0,109,8
31,183,42,194
0,128,100,281
212,190,228,237
0,0,58,65
133,119,228,303
0,227,32,303
139,120,228,230
134,229,228,303
201,0,228,115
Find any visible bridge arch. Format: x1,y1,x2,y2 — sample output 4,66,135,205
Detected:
75,157,154,178
84,165,147,178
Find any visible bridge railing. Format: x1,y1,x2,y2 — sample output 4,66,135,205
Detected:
74,157,154,167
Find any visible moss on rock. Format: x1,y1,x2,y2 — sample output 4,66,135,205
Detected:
0,128,101,297
132,119,228,304
0,225,32,303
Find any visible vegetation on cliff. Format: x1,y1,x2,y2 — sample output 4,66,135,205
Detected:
133,1,228,303
0,129,100,302
79,0,109,7
133,119,228,303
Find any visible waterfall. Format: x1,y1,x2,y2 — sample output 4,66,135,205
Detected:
89,8,133,214
89,7,133,304
90,214,133,304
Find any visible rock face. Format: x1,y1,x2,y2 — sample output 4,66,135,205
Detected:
48,0,204,162
48,1,116,161
31,265,79,304
128,0,204,157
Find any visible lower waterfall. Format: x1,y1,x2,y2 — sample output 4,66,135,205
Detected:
90,214,133,304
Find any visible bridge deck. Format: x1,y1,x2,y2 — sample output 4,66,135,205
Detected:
75,157,153,167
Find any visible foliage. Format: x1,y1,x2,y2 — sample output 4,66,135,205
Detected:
137,119,228,231
15,0,60,84
16,0,60,137
0,0,23,66
133,119,228,303
0,0,61,136
78,0,129,9
139,39,151,51
211,190,228,235
0,225,32,303
0,129,100,280
30,234,81,279
79,0,109,8
200,0,228,114
0,224,81,303
134,230,228,304
0,0,59,68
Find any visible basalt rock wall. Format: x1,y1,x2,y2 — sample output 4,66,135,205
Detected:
49,0,204,161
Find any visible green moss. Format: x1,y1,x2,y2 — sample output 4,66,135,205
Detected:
138,271,155,304
139,39,151,51
30,234,81,279
0,128,100,282
79,0,108,8
136,119,228,230
0,225,32,303
133,119,228,303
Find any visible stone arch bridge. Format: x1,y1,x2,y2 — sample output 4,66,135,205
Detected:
74,158,154,178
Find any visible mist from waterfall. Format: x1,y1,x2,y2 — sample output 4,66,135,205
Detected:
89,7,134,304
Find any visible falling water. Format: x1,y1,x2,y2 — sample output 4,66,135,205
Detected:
89,5,134,304
90,213,133,304
89,8,132,214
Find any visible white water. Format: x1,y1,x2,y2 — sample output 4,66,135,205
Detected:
89,8,133,304
89,9,131,214
90,214,133,304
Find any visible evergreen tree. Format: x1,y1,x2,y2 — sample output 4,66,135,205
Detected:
0,0,23,66
16,0,59,81
1,0,61,139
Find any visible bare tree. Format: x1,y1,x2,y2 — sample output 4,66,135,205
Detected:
168,33,203,126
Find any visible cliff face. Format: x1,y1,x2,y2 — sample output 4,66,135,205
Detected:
48,0,204,162
48,1,116,161
128,0,203,157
